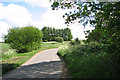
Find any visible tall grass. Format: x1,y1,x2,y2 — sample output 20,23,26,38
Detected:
0,43,17,60
2,49,17,59
0,43,10,53
58,44,120,78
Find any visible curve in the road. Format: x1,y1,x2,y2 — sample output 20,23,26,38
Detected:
2,48,63,78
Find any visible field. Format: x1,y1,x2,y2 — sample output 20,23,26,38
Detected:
1,41,69,75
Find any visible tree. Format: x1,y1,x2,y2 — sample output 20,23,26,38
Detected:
42,27,73,41
42,27,49,41
4,26,43,53
65,28,73,41
75,38,81,44
55,37,64,43
51,1,120,49
51,1,120,78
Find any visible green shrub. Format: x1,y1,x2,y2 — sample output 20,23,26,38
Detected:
58,44,120,78
2,63,19,75
4,26,43,53
75,38,81,44
69,38,81,45
82,40,86,43
58,45,69,57
55,37,64,43
0,43,11,54
2,49,17,59
43,40,48,42
69,40,76,45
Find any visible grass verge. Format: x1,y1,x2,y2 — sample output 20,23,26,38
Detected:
58,43,120,78
2,41,69,75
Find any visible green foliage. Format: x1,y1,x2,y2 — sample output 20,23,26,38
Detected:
43,40,48,42
1,43,17,60
82,40,86,44
69,40,76,45
75,38,81,44
55,37,64,43
42,27,73,41
52,2,120,47
0,43,11,53
52,1,120,78
58,45,69,57
2,49,17,59
58,44,120,78
2,63,19,75
4,26,43,53
2,41,69,75
51,2,59,10
69,38,81,45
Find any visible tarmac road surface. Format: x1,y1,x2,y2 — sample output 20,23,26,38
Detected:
2,48,63,79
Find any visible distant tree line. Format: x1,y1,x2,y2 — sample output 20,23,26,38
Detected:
42,27,73,41
3,26,73,52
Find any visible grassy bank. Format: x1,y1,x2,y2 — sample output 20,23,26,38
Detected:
1,41,69,75
58,43,120,78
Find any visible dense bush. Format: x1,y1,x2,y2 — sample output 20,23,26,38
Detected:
1,43,11,53
55,37,64,43
2,49,17,59
58,45,69,57
75,38,81,44
69,40,76,45
43,40,48,42
53,2,120,78
4,26,43,53
2,63,19,75
58,44,120,78
69,38,81,45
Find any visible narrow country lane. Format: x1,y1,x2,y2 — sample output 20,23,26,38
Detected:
2,48,63,78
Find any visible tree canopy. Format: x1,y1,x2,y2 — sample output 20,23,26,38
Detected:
51,1,120,78
4,26,43,53
42,27,73,41
51,1,120,52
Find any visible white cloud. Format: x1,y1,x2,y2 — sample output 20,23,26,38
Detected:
32,8,73,29
69,23,95,40
32,8,94,40
40,8,71,28
0,3,32,42
0,22,11,42
0,2,95,41
0,3,32,27
24,0,95,39
25,0,52,8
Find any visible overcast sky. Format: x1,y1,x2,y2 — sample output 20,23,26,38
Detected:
0,0,95,42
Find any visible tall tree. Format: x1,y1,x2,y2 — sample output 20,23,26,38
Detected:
51,2,120,45
42,27,73,41
42,27,49,41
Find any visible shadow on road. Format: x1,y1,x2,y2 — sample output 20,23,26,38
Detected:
2,61,62,79
2,63,19,75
